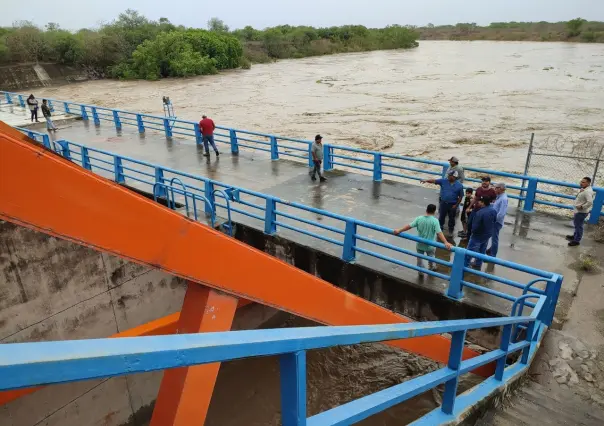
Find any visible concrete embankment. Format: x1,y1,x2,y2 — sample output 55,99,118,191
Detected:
0,63,87,91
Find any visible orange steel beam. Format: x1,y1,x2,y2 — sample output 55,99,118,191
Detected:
150,286,238,426
0,122,492,377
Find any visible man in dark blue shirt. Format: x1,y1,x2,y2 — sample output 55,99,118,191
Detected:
422,170,464,236
465,196,497,269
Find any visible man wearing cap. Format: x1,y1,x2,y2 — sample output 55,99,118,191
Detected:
487,183,508,257
465,196,497,269
447,156,465,184
421,171,464,236
311,134,327,182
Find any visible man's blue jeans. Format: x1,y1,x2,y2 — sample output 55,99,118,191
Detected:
573,212,588,242
465,236,489,268
439,201,457,233
488,222,503,257
203,134,218,153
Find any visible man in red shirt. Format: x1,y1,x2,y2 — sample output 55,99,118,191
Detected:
199,115,219,157
463,176,497,239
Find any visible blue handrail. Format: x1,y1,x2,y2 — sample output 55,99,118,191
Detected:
3,89,602,224
14,128,563,321
0,294,548,426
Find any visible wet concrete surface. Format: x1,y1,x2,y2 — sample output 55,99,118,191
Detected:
15,115,604,321
0,102,70,128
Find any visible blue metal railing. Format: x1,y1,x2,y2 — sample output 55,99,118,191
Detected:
2,90,602,224
0,294,549,425
16,127,563,324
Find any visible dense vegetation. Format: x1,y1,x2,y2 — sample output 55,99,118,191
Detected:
0,11,419,80
419,19,604,43
1,11,601,81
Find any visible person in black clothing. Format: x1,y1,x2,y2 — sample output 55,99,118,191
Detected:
459,188,474,239
41,100,57,131
27,94,39,122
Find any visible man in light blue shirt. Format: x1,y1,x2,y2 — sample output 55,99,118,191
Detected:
488,183,509,258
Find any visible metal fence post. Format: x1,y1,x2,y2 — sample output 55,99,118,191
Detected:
441,329,467,415
323,144,333,171
205,181,215,215
447,249,466,300
543,275,562,326
114,156,125,183
163,118,173,138
155,167,167,198
194,123,203,145
279,351,306,426
5,93,12,104
264,197,277,235
91,107,100,125
270,136,279,160
441,164,449,179
57,140,71,160
80,105,89,120
41,134,51,149
519,133,535,209
373,153,382,182
522,177,538,213
112,110,122,130
592,145,604,185
81,146,92,170
136,114,145,133
589,188,604,225
18,95,25,108
308,144,314,168
495,324,513,381
63,102,71,114
342,219,357,262
48,100,54,113
229,129,239,154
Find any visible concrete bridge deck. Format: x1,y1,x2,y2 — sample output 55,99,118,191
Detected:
8,108,603,323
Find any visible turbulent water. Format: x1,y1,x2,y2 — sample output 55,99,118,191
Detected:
42,40,604,175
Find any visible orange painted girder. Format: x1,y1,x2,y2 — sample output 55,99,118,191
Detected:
0,122,491,377
150,286,238,426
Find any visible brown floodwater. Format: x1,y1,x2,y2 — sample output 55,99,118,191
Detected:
204,317,481,425
40,40,604,179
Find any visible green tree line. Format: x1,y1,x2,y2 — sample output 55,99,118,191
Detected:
0,11,419,80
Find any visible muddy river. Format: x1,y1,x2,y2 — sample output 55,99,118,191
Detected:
43,40,604,176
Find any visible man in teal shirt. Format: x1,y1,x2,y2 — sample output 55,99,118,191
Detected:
394,204,452,273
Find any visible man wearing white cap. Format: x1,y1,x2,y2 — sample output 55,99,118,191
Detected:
487,183,508,257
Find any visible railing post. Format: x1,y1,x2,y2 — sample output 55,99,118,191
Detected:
163,118,173,138
48,100,54,113
323,144,333,171
264,197,277,235
373,153,382,182
91,107,100,125
63,102,70,114
205,180,215,215
447,248,466,300
441,330,467,415
5,93,12,104
80,105,89,120
155,167,167,198
81,146,92,170
280,351,307,426
18,95,25,108
270,135,279,160
441,164,449,178
588,187,603,224
308,144,314,168
137,114,145,133
544,274,563,326
521,320,536,364
495,324,513,381
193,123,203,145
112,110,122,130
114,156,125,183
39,134,50,149
522,177,538,213
229,129,239,154
342,219,357,262
57,140,71,161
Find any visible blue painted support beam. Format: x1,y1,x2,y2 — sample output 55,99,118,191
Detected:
18,95,25,108
323,144,333,171
63,102,70,114
0,317,536,391
163,118,173,138
589,187,604,224
441,330,466,414
4,92,12,104
81,147,92,170
91,107,100,125
48,100,54,112
56,140,71,161
204,180,215,215
280,351,307,426
522,177,538,213
447,249,466,300
264,197,277,235
80,105,89,120
495,324,512,381
113,110,122,130
137,114,145,133
194,123,203,145
114,156,125,183
373,153,382,182
229,129,239,154
154,167,167,198
41,134,51,149
270,136,279,160
342,219,357,262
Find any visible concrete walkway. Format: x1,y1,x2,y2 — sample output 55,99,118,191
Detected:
4,106,602,321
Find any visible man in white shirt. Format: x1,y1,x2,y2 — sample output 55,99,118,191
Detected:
567,177,594,247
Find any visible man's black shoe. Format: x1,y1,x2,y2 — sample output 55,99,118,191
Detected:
311,176,317,181
203,153,210,157
565,235,574,241
320,177,327,182
568,241,580,247
215,151,220,156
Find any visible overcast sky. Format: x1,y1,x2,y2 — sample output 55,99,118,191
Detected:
2,0,603,30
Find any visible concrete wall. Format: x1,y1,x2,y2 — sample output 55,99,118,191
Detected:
0,63,87,91
0,220,279,426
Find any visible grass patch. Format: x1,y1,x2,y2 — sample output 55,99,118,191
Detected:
595,221,604,243
576,254,600,272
